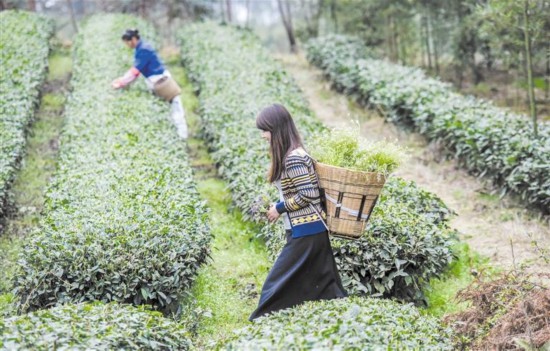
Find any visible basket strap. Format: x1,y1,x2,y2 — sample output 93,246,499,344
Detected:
305,150,330,233
309,204,330,233
325,193,370,220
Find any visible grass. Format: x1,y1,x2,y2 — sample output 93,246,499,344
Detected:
190,178,271,349
0,48,70,316
423,242,494,318
47,50,72,81
165,53,271,349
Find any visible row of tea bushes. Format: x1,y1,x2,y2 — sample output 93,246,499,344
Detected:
306,35,550,213
0,11,54,230
0,302,192,350
13,15,211,316
223,296,452,350
179,22,454,304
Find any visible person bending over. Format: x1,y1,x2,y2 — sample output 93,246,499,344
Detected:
112,28,188,139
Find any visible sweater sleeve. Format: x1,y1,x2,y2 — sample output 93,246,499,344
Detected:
276,155,318,214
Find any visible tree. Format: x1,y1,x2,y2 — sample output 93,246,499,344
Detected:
329,0,338,32
477,0,546,136
452,0,488,86
278,0,297,53
226,0,232,23
300,0,324,38
67,0,78,33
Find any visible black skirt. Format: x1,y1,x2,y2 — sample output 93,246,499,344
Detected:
249,230,347,321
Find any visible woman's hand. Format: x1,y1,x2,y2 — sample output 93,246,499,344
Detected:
111,78,122,89
267,204,280,222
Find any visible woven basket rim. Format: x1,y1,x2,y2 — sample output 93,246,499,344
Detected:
315,161,387,178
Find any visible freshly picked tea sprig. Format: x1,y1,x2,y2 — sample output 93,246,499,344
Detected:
249,193,272,222
308,128,406,175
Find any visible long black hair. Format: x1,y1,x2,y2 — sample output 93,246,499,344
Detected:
256,104,303,183
121,29,140,41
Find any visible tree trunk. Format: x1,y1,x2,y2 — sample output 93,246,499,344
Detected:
420,17,426,67
423,15,432,70
139,0,146,18
301,0,313,36
28,0,36,11
226,0,232,23
386,16,393,60
220,0,226,23
246,0,250,28
545,31,549,103
277,0,297,53
391,16,399,62
67,0,78,34
393,18,401,63
166,1,174,43
330,0,338,32
522,0,538,136
431,17,440,75
313,0,325,37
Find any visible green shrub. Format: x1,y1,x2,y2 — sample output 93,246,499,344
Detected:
331,178,455,301
309,128,405,174
0,11,53,230
223,296,452,350
305,34,376,94
179,22,454,303
306,35,550,213
13,14,211,313
0,302,192,350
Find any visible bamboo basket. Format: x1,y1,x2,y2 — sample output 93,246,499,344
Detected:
314,162,386,240
153,76,181,102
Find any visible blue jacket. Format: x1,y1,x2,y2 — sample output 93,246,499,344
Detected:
134,40,165,78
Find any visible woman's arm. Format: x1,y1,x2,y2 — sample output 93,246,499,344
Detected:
275,155,318,214
112,67,140,89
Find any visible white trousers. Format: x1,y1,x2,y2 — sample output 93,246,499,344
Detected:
146,71,188,139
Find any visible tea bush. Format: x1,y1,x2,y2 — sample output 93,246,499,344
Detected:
0,302,192,350
0,11,53,230
223,296,452,350
179,23,454,303
306,35,550,213
13,15,211,313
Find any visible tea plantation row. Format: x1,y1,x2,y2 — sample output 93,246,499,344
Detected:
2,14,208,350
0,11,53,230
179,22,453,349
306,35,550,213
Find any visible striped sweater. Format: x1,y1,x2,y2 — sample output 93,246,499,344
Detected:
275,148,327,238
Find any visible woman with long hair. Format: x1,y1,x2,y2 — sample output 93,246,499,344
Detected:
250,103,347,321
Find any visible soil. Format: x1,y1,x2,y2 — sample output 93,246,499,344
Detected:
276,52,550,274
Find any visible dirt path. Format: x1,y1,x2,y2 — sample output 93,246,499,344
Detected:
276,53,550,273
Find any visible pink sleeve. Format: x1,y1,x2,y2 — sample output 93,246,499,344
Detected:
117,67,141,87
